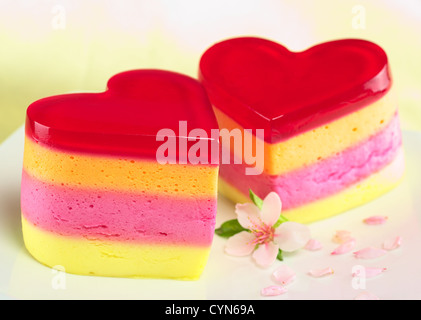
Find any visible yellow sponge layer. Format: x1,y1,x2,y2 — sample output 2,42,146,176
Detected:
23,137,218,197
22,217,212,280
214,91,398,175
219,147,405,224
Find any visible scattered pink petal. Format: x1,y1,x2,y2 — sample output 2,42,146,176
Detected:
383,236,402,251
331,239,356,255
354,291,380,300
352,267,387,278
308,267,334,278
332,230,354,244
261,285,287,297
272,265,296,285
353,247,387,259
305,239,323,251
363,216,388,225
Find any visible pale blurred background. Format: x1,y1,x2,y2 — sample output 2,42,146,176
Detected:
0,0,420,142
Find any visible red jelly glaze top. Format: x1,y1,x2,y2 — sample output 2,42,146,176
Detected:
199,37,392,143
26,69,219,163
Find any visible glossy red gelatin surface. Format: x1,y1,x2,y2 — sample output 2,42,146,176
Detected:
26,70,219,162
199,37,391,143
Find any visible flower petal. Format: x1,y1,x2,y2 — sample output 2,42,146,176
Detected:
363,216,388,225
305,239,323,251
354,291,380,300
308,267,334,278
272,265,296,285
352,267,387,278
260,192,282,226
353,247,387,259
274,221,311,252
225,231,256,256
331,239,356,255
383,236,402,251
261,285,287,297
252,242,279,268
332,230,354,244
235,203,261,230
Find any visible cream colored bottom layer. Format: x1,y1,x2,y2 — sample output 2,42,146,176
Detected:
22,217,211,280
219,147,406,224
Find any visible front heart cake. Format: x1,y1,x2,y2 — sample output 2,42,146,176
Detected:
199,37,405,223
21,70,219,279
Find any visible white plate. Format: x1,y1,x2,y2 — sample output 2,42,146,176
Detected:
1,126,421,300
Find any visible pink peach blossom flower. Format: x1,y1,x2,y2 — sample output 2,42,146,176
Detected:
225,192,311,268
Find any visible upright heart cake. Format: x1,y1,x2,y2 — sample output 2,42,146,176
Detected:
199,37,405,223
21,70,220,279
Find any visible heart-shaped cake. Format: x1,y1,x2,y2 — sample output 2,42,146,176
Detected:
22,70,219,279
199,37,405,223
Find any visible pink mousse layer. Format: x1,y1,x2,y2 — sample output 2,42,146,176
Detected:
21,172,216,246
220,112,403,209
